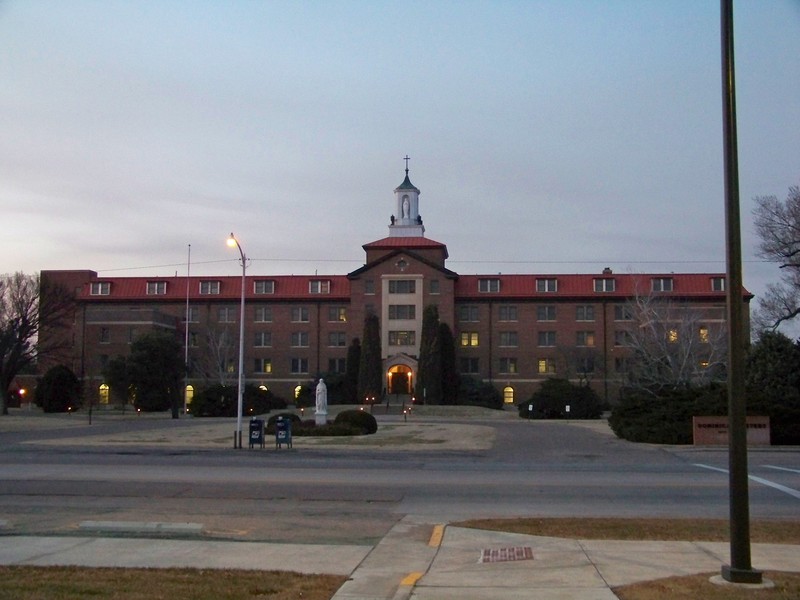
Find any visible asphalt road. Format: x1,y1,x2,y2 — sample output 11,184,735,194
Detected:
1,415,798,545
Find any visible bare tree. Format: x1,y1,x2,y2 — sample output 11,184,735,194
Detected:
618,291,727,394
192,325,238,386
0,272,75,415
752,185,800,331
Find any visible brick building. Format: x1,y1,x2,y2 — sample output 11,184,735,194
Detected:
40,169,750,407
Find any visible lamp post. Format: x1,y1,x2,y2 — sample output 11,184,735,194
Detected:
227,233,246,449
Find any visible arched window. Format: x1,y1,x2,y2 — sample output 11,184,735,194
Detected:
99,384,110,405
503,386,514,404
185,385,194,407
294,385,303,399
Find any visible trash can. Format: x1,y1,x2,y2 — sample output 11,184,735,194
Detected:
275,417,292,449
249,418,265,449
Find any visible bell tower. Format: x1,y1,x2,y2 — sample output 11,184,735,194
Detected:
389,155,425,237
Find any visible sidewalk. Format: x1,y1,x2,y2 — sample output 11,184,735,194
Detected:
2,516,797,599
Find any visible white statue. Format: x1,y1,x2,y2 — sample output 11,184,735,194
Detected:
402,197,410,219
315,378,328,414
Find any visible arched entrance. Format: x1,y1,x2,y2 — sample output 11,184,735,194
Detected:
387,364,413,395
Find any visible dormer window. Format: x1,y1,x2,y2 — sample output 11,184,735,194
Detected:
594,278,616,292
254,280,274,294
309,280,330,294
90,282,111,296
711,277,725,292
652,277,673,292
146,281,167,295
200,281,220,295
536,278,557,292
478,278,500,293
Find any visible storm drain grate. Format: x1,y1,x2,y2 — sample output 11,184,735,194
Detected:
479,546,534,563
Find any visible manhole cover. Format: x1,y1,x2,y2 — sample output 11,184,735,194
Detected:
479,546,534,563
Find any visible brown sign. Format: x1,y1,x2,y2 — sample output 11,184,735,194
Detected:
692,416,770,446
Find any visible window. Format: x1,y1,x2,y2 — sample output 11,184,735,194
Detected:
389,279,416,294
184,306,199,323
309,280,330,294
614,330,632,346
503,387,514,404
699,326,709,343
538,331,556,347
478,278,500,293
499,357,518,374
577,357,595,373
99,327,110,343
91,282,110,296
218,307,236,322
537,305,556,321
291,307,309,322
652,277,674,292
146,281,166,295
576,331,595,347
389,305,416,320
254,306,272,322
460,357,480,374
328,332,346,347
200,280,220,295
538,358,556,374
667,329,679,343
576,305,595,321
328,306,347,322
498,305,517,321
615,357,630,373
594,278,615,292
254,332,271,347
328,358,347,373
254,358,272,374
290,358,308,374
364,279,375,294
429,279,440,294
460,332,479,347
459,305,479,322
389,330,416,345
254,280,274,294
711,277,725,292
499,331,518,347
536,278,557,292
614,305,633,321
188,332,199,347
291,332,309,347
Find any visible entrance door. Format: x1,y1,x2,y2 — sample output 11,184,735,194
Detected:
387,365,412,395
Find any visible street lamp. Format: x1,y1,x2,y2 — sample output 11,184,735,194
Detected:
227,233,246,449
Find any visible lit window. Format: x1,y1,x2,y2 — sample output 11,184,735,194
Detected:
499,332,518,347
389,331,416,345
699,326,709,343
499,357,517,374
538,331,556,347
99,384,109,404
536,278,557,292
254,280,274,294
254,358,272,374
479,278,500,293
667,329,679,343
254,307,272,322
328,306,347,322
460,332,479,347
594,278,615,292
538,359,556,374
652,277,674,292
389,280,416,294
146,281,166,295
309,280,330,294
498,305,517,321
576,305,595,321
699,360,710,369
200,281,220,295
537,306,556,321
91,282,111,295
503,386,514,404
576,331,595,347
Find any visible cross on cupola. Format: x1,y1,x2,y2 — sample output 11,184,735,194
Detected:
390,155,424,238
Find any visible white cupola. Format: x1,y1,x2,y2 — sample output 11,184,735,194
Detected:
389,157,425,237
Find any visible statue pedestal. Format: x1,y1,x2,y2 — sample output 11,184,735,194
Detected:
315,411,327,426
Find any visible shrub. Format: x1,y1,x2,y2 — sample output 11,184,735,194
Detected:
189,384,287,417
334,409,378,434
457,377,503,410
35,365,81,413
518,378,603,420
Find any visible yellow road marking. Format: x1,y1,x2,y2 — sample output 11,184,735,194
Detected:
400,571,423,586
428,524,445,547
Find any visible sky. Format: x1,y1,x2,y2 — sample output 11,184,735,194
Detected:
1,0,798,326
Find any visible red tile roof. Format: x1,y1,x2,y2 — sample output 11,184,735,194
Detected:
362,236,447,250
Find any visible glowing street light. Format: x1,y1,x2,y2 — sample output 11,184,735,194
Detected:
227,233,246,449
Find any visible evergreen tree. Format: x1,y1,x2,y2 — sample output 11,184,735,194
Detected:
35,365,81,413
358,313,382,403
438,321,459,404
127,332,185,416
416,304,442,404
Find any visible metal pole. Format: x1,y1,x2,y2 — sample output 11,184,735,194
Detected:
229,234,246,449
183,244,191,416
720,0,761,584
